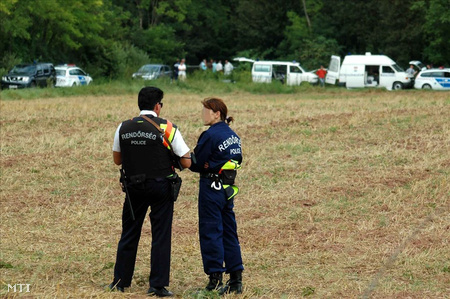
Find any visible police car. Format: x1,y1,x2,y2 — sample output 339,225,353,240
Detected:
414,68,450,90
55,65,93,87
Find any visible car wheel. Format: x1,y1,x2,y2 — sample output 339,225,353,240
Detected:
72,82,77,87
422,84,432,89
392,82,403,90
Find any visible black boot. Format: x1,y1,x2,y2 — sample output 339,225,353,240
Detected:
205,272,223,291
220,270,242,295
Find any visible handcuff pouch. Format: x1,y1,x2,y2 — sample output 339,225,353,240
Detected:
221,170,237,185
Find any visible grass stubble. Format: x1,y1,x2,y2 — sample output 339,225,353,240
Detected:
0,89,449,298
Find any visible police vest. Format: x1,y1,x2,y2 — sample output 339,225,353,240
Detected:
119,116,175,179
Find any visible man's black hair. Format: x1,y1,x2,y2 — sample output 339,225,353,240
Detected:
138,86,164,111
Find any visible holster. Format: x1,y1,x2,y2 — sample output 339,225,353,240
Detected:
167,173,182,202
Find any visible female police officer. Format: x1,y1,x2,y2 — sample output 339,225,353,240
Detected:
189,97,244,294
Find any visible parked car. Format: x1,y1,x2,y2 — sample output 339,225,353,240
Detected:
55,65,93,87
414,68,450,90
326,53,412,90
233,58,318,85
1,63,56,89
132,64,172,80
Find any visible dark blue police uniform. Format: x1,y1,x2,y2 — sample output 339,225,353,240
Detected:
190,121,244,275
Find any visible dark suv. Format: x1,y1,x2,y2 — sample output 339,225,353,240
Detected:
1,63,56,89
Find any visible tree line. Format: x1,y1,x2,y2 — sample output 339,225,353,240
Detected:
1,0,448,79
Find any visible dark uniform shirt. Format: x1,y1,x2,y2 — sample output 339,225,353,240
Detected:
190,121,242,173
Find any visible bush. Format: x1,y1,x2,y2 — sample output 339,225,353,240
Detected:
0,52,22,75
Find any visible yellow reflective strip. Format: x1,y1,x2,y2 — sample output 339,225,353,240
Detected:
160,123,176,143
168,127,176,142
221,160,241,170
224,185,239,200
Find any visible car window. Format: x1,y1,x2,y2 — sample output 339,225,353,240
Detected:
56,70,66,76
382,66,394,73
254,65,271,72
12,65,36,74
445,72,450,78
36,65,43,75
329,59,339,72
43,66,50,75
392,64,403,72
430,72,444,77
141,65,159,73
290,66,302,73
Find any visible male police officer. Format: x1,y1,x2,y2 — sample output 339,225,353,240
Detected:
109,86,191,297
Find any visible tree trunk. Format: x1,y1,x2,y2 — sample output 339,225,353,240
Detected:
302,0,311,30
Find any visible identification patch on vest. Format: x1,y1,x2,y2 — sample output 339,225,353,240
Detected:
121,130,157,141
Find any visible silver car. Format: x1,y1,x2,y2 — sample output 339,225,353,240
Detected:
132,64,172,80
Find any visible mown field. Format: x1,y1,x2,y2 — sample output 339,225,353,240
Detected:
1,86,449,298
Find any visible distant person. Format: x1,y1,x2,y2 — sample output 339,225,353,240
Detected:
212,60,217,73
178,59,187,81
224,60,234,75
216,60,223,73
200,59,207,71
207,59,213,70
373,71,379,85
173,59,180,81
316,65,327,87
426,64,432,69
406,64,417,77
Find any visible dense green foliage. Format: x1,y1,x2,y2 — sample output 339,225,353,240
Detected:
1,0,448,79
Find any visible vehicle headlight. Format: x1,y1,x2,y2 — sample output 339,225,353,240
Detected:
22,76,30,81
1,76,6,81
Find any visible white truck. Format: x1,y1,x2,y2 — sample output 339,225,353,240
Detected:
325,53,413,90
233,57,318,85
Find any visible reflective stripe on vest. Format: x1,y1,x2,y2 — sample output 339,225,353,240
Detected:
218,159,241,174
160,121,175,150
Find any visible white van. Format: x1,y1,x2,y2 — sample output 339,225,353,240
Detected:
325,53,412,90
233,58,318,85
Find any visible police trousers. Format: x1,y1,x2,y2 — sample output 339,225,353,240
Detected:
198,177,244,275
113,178,173,288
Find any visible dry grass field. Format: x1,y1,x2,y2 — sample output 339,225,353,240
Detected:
1,89,449,298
